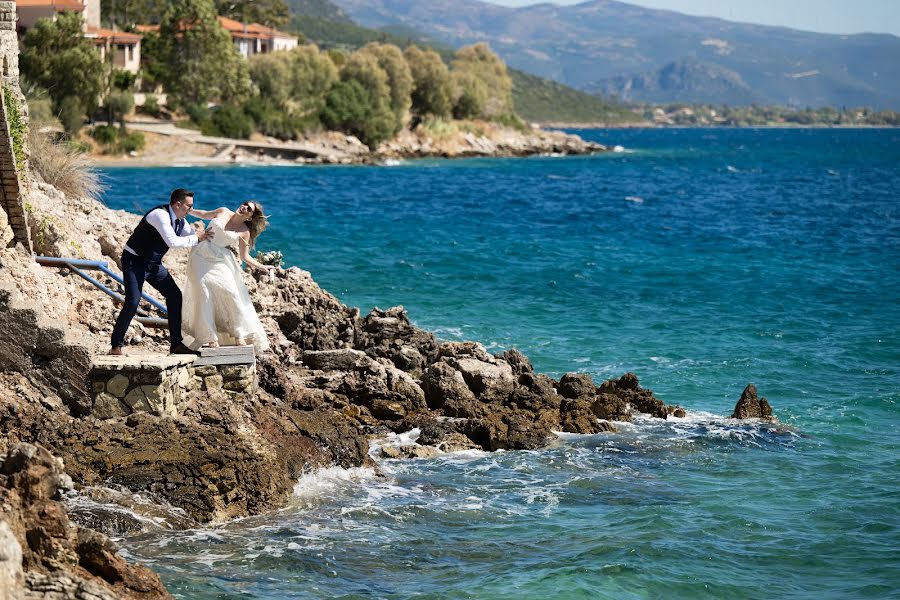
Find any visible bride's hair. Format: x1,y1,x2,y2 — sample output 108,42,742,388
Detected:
246,201,268,248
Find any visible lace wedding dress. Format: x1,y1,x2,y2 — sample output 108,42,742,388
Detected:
182,216,269,352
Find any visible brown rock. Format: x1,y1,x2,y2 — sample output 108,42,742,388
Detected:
731,384,775,420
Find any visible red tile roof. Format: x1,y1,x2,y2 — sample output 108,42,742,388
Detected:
16,0,85,9
85,27,142,44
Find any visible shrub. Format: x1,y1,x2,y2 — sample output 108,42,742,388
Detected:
58,96,85,135
202,104,254,139
29,126,103,200
3,87,27,173
91,124,118,145
112,69,136,91
142,94,160,117
119,131,145,153
104,91,134,129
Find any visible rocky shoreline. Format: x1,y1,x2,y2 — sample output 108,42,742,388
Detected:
88,119,608,167
0,165,774,596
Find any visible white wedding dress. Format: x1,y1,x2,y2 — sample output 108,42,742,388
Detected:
182,215,269,352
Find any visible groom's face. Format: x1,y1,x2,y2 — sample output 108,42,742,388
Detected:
172,195,193,219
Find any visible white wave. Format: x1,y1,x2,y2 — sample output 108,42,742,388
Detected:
613,145,626,152
625,196,644,203
727,165,739,172
292,466,378,500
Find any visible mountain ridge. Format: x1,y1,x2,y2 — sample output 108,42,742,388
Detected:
331,0,900,108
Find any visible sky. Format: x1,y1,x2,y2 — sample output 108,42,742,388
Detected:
483,0,900,36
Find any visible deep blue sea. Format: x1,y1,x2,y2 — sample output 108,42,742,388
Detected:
95,129,900,599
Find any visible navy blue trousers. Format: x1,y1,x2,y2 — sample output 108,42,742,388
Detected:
111,252,183,350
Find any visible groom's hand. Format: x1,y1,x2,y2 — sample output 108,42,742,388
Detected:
198,226,214,242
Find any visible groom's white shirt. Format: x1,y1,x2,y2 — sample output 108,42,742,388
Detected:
123,205,198,256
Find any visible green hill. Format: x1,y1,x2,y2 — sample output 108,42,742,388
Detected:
290,9,639,124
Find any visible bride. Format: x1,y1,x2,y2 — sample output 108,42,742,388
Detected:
182,201,273,352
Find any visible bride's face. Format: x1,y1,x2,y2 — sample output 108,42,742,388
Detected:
236,202,256,221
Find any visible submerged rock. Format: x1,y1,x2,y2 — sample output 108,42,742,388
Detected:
731,384,775,420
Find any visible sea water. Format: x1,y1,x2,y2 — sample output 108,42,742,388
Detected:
94,129,900,598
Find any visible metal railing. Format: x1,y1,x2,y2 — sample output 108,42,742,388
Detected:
35,256,169,328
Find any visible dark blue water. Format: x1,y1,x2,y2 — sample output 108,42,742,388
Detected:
98,129,900,598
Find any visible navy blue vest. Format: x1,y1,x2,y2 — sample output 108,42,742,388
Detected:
125,204,177,264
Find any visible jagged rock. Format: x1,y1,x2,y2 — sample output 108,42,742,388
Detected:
0,443,170,599
560,398,615,434
598,372,668,419
499,348,533,375
442,354,516,403
590,393,631,422
420,361,477,411
557,372,595,399
436,432,482,453
731,384,775,420
358,306,438,375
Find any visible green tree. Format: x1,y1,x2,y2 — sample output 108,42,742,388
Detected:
450,43,513,118
404,45,452,118
158,0,251,108
359,43,413,125
214,0,290,26
287,44,338,114
450,71,487,120
335,50,400,143
321,79,393,149
105,92,134,132
20,13,103,121
249,52,293,106
101,0,169,27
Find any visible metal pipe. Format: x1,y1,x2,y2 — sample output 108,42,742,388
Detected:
36,255,168,317
97,263,168,315
35,256,108,269
135,317,169,329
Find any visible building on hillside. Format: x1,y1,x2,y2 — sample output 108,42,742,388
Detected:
15,0,142,74
136,17,298,59
216,17,298,58
85,28,142,73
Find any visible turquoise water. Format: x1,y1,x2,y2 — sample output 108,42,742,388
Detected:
98,129,899,598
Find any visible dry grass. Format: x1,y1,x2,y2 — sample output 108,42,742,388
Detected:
28,127,104,201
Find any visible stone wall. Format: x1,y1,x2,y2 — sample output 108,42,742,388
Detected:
89,357,258,420
0,0,28,251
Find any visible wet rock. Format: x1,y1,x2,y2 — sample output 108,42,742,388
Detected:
560,398,615,434
590,393,631,422
598,372,667,419
557,372,595,399
731,384,775,420
436,432,482,453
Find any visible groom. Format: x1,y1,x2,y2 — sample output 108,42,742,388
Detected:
110,188,212,355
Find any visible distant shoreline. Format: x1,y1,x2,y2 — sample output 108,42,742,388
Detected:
539,122,900,130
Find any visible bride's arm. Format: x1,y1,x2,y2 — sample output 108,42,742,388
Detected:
239,235,273,272
189,207,227,220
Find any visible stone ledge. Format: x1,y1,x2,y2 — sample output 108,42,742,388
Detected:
91,354,197,372
194,345,256,367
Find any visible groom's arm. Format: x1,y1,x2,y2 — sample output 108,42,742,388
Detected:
146,208,198,248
